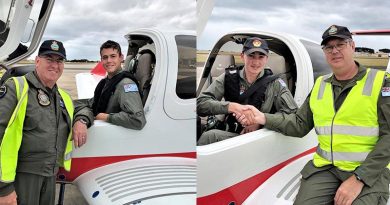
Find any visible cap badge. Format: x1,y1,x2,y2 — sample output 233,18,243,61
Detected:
328,25,337,35
253,39,261,47
51,41,59,51
37,89,50,106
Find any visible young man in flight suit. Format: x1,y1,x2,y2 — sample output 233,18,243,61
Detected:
73,40,146,147
197,37,297,145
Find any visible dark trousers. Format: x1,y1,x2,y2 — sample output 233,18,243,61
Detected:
294,161,390,205
14,172,56,205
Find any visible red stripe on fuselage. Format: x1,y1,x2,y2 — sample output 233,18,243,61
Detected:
197,147,316,205
57,152,196,182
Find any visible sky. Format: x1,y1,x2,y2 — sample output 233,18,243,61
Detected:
198,0,390,52
39,0,196,60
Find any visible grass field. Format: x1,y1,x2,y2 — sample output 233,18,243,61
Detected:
354,55,389,69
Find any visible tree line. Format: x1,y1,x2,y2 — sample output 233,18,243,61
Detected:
355,47,390,54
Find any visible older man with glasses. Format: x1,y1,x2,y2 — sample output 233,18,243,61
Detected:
236,25,390,205
0,40,75,205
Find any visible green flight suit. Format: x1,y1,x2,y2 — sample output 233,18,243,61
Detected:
197,67,297,145
264,64,390,204
0,72,72,205
75,70,146,129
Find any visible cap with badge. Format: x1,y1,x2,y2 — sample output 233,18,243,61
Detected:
242,37,269,56
38,40,66,59
321,25,352,45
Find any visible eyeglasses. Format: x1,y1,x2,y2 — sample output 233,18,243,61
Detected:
322,40,351,53
40,56,65,64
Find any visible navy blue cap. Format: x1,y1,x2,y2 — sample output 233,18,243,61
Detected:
38,40,66,59
242,37,269,56
321,25,352,45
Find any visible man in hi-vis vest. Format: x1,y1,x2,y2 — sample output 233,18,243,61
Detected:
0,40,74,205
237,25,390,205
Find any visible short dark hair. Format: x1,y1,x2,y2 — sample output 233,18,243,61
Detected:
100,40,122,56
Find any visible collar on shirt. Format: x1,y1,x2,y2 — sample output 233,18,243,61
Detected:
26,71,58,93
241,67,265,85
107,69,123,80
324,61,366,87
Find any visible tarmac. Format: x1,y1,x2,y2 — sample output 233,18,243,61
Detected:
54,63,95,205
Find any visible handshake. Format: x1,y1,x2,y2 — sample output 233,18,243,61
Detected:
228,103,267,127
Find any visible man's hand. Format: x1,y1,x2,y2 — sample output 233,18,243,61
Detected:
228,102,248,114
0,191,17,205
240,124,261,134
334,175,364,205
95,113,109,121
72,120,88,148
235,105,266,126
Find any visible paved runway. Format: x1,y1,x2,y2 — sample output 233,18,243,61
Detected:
57,63,96,205
57,63,97,99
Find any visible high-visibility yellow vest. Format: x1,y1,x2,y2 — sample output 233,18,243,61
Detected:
310,69,388,171
0,76,73,182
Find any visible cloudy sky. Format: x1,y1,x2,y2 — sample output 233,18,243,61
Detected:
198,0,390,51
40,0,195,60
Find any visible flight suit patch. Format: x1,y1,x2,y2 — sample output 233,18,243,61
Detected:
239,84,245,95
59,99,65,108
229,70,237,74
0,85,6,98
382,87,390,97
124,83,138,93
278,79,287,88
37,89,50,106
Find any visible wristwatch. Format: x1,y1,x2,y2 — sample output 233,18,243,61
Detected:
78,118,88,125
354,172,363,182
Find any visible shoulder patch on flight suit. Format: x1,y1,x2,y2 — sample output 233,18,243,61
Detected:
0,85,6,98
382,87,390,97
278,78,287,88
59,99,65,108
123,83,138,93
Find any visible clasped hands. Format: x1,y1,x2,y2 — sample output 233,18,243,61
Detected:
228,102,266,127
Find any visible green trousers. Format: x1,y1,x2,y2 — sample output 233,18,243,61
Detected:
14,172,56,205
197,129,239,145
294,161,390,205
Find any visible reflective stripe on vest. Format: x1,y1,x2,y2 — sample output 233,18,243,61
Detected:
0,77,74,182
58,88,74,171
309,68,388,171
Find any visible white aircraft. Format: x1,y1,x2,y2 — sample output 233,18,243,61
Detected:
195,2,390,204
196,29,390,205
0,0,196,204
